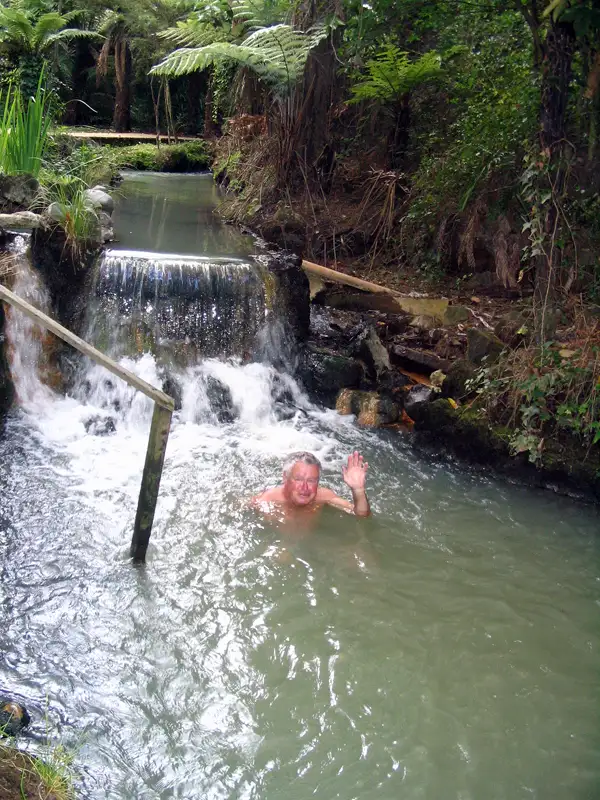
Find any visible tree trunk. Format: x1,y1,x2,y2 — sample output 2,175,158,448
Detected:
203,74,218,137
534,18,575,341
389,95,410,169
113,38,132,132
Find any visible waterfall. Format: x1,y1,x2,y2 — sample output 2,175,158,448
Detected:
88,249,272,364
3,237,56,409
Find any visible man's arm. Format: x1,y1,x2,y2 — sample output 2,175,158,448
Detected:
341,451,371,517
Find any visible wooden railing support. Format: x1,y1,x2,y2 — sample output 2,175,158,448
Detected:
0,283,174,563
130,403,172,561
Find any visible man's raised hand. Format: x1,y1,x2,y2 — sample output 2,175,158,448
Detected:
342,451,368,491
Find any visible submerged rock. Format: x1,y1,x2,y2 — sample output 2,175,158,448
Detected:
84,415,116,436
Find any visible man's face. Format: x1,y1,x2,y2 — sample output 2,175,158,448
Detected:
283,462,320,506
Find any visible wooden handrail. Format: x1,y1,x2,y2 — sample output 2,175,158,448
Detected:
0,283,173,562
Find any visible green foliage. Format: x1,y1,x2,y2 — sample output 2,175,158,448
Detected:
468,344,600,463
0,73,51,177
349,46,442,105
114,140,211,171
151,23,328,97
40,174,100,247
405,12,538,225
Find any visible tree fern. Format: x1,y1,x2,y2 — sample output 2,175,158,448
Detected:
350,46,442,105
151,23,327,97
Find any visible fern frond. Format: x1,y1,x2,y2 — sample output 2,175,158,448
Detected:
151,23,327,95
158,19,225,47
350,46,442,105
232,0,290,31
0,8,34,50
45,29,103,48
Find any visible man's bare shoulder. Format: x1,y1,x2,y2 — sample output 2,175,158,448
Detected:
251,486,285,505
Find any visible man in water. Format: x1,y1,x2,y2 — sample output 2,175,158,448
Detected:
252,451,371,517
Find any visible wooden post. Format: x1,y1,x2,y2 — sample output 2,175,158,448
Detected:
130,402,173,562
0,284,174,563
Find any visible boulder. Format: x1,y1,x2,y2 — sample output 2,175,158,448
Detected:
336,388,400,426
441,359,476,400
404,384,435,419
205,374,235,423
494,309,531,347
443,304,470,325
390,343,450,374
466,328,505,365
84,186,115,215
298,345,364,404
354,325,390,379
259,250,310,342
0,175,39,212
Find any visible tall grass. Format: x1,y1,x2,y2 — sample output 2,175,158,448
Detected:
0,71,52,178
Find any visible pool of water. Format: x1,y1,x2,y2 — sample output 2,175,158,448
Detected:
0,174,598,799
111,171,256,258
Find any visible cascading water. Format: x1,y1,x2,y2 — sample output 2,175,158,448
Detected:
90,249,272,363
3,236,55,408
0,173,599,800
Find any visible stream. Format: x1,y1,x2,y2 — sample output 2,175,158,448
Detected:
0,172,598,799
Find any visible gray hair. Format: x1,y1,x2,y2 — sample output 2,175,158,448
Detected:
283,451,322,476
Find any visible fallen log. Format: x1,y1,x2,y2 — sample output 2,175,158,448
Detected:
0,211,45,230
301,259,449,322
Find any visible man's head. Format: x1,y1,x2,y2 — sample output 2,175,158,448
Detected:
282,451,322,506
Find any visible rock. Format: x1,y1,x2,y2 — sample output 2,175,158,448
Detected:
260,250,310,342
336,388,400,426
85,187,114,215
31,226,101,329
377,368,412,398
0,175,39,212
98,210,114,243
46,202,65,222
298,346,364,404
390,343,450,374
394,296,448,322
466,328,505,365
429,369,446,390
84,415,116,436
404,384,435,419
409,314,438,330
162,375,183,410
494,309,531,347
0,304,15,421
0,211,45,229
441,359,476,400
443,304,470,325
205,375,235,423
0,700,31,736
354,325,390,379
